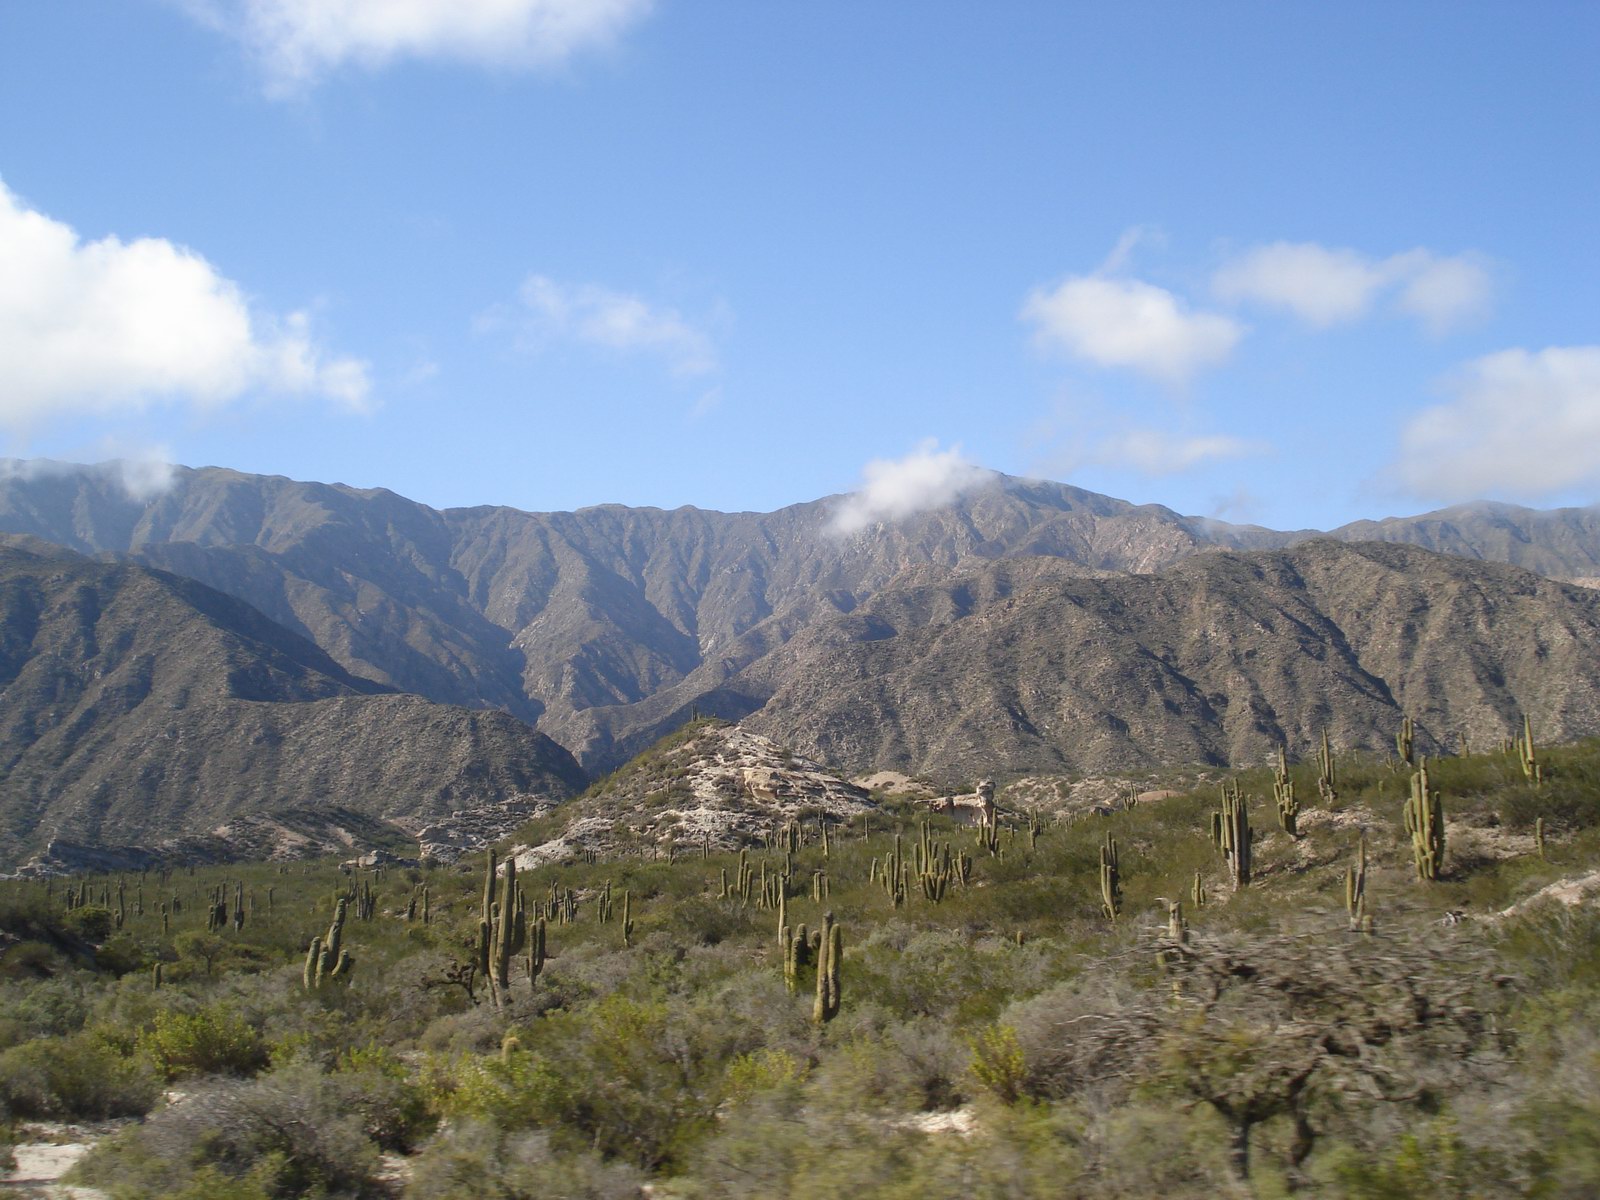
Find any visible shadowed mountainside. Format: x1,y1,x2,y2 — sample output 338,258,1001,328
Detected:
0,543,584,869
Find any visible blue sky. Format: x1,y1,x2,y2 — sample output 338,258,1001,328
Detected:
1,2,1597,529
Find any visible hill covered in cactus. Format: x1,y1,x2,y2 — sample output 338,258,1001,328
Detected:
2,726,1597,1196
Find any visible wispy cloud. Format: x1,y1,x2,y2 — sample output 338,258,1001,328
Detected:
0,179,370,432
1394,346,1600,501
829,440,997,535
489,274,719,377
1084,429,1266,476
1214,241,1490,333
1021,273,1244,386
178,0,653,92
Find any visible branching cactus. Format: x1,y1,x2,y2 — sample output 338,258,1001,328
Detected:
488,858,527,1007
1317,729,1338,805
1211,781,1252,891
1404,757,1446,881
1274,758,1300,838
1396,715,1415,765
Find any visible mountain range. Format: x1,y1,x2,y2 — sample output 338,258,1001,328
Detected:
1,458,1598,864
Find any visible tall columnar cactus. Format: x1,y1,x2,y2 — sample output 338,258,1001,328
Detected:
622,890,634,948
1518,713,1543,786
526,916,547,990
488,857,527,1007
1211,781,1252,891
782,922,810,993
1345,835,1370,932
1099,833,1122,921
1536,816,1547,861
1317,729,1338,805
1274,748,1299,838
233,882,245,932
882,835,908,908
812,911,842,1023
1404,757,1446,881
303,936,322,989
1396,715,1415,765
1192,870,1206,909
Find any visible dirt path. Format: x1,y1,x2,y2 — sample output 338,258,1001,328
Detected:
2,1124,112,1199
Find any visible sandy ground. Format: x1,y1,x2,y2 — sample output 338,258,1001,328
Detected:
2,1131,106,1198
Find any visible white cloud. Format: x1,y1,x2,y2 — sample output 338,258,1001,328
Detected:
1084,429,1266,476
829,440,997,535
1213,241,1490,332
0,452,178,501
1395,346,1600,501
497,274,717,377
0,180,370,430
1392,251,1492,334
183,0,652,90
1021,275,1244,385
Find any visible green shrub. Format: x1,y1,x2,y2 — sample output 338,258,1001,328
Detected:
0,1027,160,1119
65,906,114,942
407,1120,643,1199
142,1005,269,1080
73,1068,381,1200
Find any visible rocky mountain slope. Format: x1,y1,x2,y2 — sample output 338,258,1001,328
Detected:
737,540,1600,779
4,460,1598,776
0,543,584,870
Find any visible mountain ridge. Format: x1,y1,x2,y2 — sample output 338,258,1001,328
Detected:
3,459,1598,779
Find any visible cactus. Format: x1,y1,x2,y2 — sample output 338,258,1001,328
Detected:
1403,757,1446,881
812,911,842,1023
1212,781,1252,891
1518,713,1542,786
501,1033,522,1063
1099,833,1121,921
526,916,547,990
152,961,163,989
1192,870,1206,909
1396,715,1415,765
1167,899,1187,945
303,935,322,989
1317,729,1338,805
1536,816,1547,861
1345,835,1369,932
783,922,810,992
488,858,527,1006
1274,751,1299,838
622,890,634,948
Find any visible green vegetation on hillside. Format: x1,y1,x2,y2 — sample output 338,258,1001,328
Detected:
1,731,1598,1197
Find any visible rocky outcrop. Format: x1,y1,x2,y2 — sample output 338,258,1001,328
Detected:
505,724,875,869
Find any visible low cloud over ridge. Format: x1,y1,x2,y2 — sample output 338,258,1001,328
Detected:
829,440,997,534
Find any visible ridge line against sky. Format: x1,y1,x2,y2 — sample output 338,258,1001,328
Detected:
0,2,1596,529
